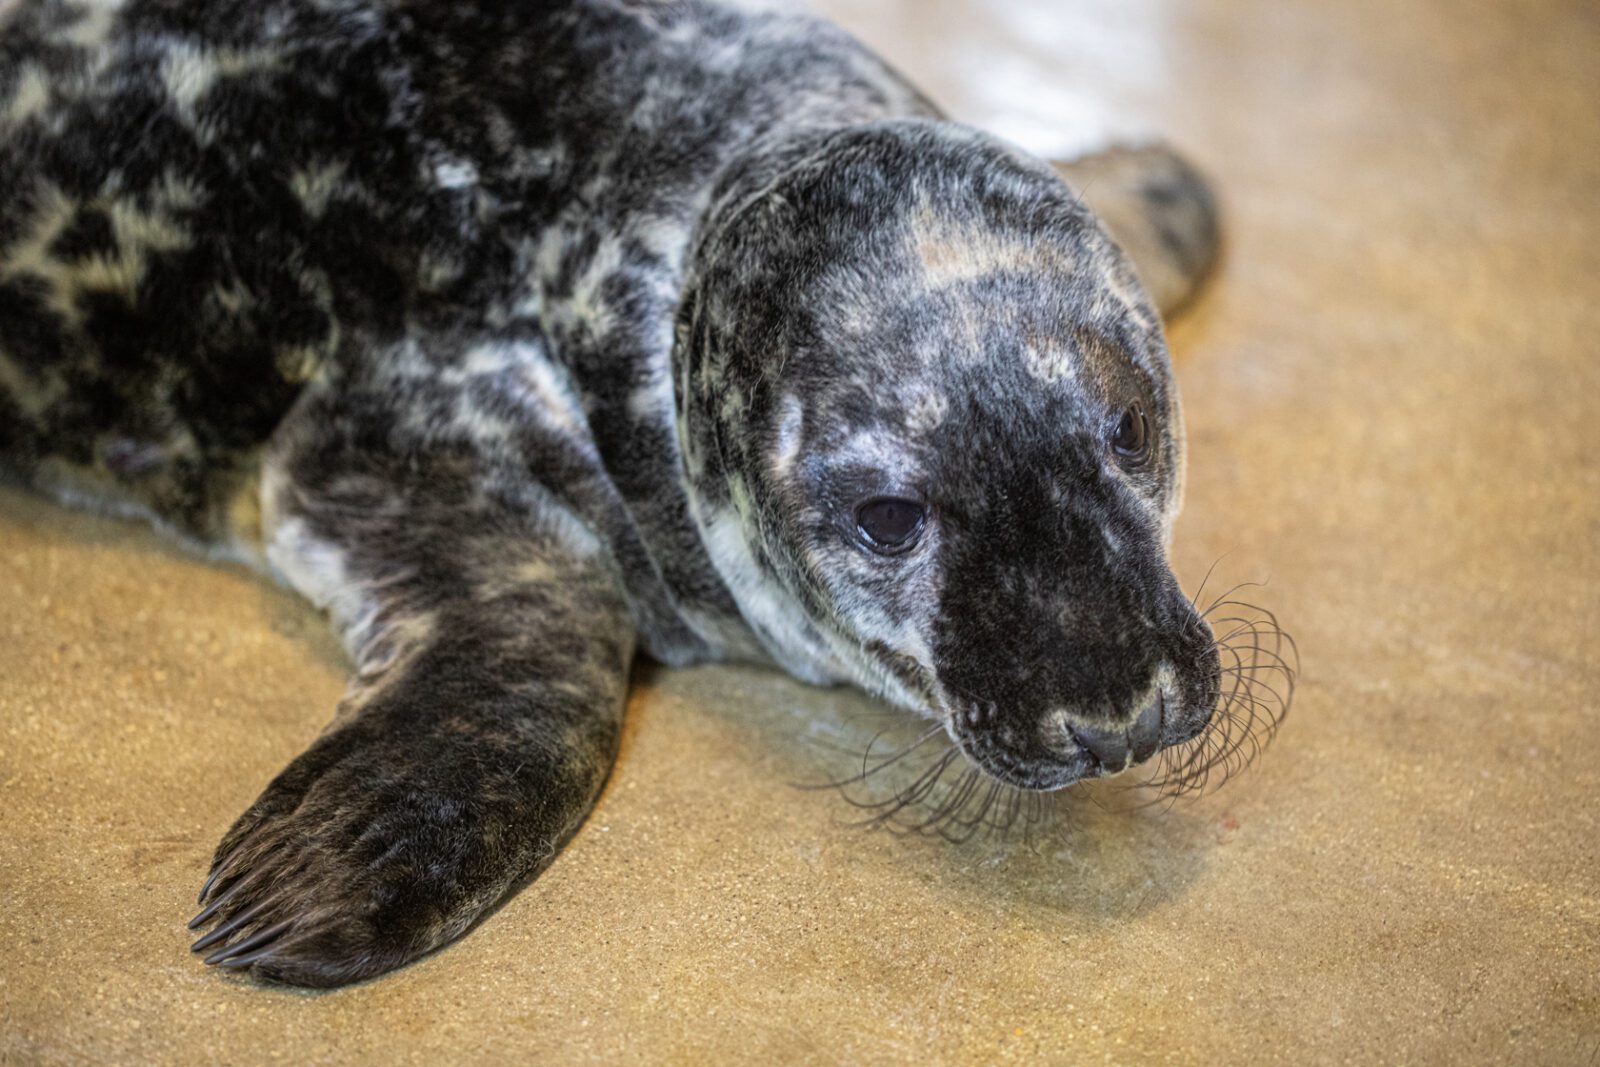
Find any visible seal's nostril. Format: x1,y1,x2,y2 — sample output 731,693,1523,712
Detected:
1070,723,1130,771
1128,696,1164,764
1071,698,1165,771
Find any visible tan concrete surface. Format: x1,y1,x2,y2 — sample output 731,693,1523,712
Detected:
3,0,1598,1063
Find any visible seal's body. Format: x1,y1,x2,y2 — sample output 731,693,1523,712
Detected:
1,0,1231,985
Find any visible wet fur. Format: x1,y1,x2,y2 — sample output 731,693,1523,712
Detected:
0,0,1247,986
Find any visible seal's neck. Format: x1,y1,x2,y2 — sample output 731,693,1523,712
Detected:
667,126,865,681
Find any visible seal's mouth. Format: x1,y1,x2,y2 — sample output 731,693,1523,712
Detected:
819,592,1297,839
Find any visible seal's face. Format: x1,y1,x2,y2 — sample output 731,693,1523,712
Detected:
681,121,1221,790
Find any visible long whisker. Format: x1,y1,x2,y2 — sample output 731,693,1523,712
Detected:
1137,594,1298,800
795,723,948,791
810,582,1295,828
1187,555,1234,619
841,747,961,828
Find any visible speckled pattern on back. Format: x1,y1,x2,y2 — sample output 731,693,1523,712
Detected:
0,0,1234,985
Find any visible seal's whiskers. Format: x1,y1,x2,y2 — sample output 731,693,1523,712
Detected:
1138,594,1299,801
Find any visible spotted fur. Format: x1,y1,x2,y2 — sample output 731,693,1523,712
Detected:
1,0,1225,985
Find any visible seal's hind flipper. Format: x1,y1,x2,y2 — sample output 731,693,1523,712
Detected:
187,368,635,987
1053,143,1222,319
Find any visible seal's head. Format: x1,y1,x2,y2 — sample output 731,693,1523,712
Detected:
679,120,1221,791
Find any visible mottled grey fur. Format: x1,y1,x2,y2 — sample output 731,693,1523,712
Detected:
1,0,1225,986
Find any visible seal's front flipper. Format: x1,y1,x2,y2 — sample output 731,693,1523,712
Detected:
187,382,634,988
1053,144,1221,319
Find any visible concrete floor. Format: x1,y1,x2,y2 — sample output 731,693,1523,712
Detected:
3,0,1597,1062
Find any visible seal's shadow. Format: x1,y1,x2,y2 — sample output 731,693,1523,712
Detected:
3,481,1211,941
637,661,1217,923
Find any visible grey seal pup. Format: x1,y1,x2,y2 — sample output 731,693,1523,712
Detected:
0,0,1283,986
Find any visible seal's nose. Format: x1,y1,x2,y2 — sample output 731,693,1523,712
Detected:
1069,697,1164,773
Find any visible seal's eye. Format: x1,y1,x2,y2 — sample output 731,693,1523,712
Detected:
1111,403,1149,462
855,497,926,554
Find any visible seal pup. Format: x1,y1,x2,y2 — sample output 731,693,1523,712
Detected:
0,0,1269,986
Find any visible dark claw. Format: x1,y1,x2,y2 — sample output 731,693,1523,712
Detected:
204,919,296,965
187,862,271,930
197,867,221,906
188,888,234,930
216,944,284,970
196,834,260,906
188,900,224,931
190,896,274,951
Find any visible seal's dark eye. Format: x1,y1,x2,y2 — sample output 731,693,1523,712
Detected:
1111,403,1149,462
855,497,926,554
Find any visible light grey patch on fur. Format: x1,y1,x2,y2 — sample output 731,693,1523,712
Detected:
290,161,349,218
262,510,387,662
901,389,947,435
161,44,283,118
568,233,628,343
432,157,478,191
770,393,804,475
1,180,195,326
54,0,124,50
0,348,63,417
694,488,845,684
516,351,592,441
2,65,51,131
